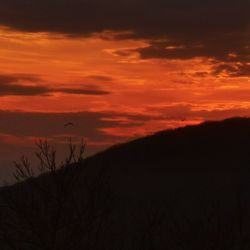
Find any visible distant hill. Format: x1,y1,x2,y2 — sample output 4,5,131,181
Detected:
93,116,250,168
86,117,250,192
1,117,250,250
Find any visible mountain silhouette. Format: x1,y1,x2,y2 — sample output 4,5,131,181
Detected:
1,117,250,250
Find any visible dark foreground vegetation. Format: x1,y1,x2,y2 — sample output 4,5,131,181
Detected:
1,117,250,249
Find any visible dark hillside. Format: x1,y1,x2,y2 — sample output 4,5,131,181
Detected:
84,118,250,195
2,117,250,250
93,117,250,170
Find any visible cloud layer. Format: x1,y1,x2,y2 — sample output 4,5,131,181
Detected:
0,0,249,66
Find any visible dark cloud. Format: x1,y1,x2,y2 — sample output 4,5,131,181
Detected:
87,75,114,82
0,74,110,96
0,0,248,38
0,83,50,96
0,83,110,96
135,32,249,63
212,63,250,77
0,110,148,139
0,74,40,84
193,72,209,78
0,0,249,68
52,88,110,95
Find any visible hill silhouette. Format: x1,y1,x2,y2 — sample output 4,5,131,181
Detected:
1,117,250,249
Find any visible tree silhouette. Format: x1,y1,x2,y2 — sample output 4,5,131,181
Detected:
0,139,113,250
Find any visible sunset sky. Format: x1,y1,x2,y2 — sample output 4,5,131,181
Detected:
0,0,249,179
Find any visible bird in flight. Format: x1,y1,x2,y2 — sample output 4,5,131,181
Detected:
64,122,74,127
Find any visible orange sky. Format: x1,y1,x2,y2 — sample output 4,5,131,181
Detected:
0,25,249,178
1,28,250,113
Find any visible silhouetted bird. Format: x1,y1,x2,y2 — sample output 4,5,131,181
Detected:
64,122,74,127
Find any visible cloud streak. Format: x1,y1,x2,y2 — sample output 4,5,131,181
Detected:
0,74,40,84
0,74,110,96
